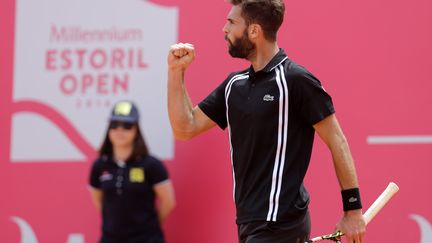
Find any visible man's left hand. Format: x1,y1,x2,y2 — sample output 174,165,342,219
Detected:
336,209,366,243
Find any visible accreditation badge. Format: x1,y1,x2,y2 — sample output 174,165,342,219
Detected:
129,167,145,183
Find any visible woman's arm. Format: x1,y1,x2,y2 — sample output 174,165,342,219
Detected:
153,180,176,223
89,187,103,210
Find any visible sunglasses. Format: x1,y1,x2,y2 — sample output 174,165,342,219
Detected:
109,121,136,130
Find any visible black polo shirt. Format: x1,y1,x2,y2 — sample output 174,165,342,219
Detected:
199,49,335,224
89,155,168,241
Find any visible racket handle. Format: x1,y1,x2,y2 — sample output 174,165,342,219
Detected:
363,182,399,224
305,182,399,243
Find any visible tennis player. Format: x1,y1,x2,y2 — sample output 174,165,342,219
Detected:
167,0,365,242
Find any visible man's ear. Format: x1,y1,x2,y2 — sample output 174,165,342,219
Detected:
248,23,262,39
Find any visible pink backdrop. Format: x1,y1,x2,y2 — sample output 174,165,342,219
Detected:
1,0,431,242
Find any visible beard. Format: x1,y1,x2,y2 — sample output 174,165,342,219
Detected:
225,30,255,59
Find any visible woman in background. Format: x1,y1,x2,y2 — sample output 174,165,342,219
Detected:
89,100,175,243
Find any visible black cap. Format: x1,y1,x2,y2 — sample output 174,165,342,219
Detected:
110,101,139,123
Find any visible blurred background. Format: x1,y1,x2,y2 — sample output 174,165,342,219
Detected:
1,0,431,242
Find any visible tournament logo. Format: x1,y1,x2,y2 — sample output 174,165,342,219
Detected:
12,0,178,162
411,214,432,243
129,167,145,183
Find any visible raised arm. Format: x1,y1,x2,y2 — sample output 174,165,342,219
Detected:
167,43,216,140
313,114,366,243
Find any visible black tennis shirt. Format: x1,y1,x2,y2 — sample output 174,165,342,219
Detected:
199,49,335,224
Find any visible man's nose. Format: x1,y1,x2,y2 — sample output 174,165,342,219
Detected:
222,22,228,34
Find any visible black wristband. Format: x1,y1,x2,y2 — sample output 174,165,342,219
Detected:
341,188,362,211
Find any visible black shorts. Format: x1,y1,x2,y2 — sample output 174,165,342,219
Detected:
237,211,311,243
100,233,164,243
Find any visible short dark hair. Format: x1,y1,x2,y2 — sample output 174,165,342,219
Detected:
99,123,149,162
229,0,285,42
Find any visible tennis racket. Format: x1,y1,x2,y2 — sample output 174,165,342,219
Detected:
306,182,399,242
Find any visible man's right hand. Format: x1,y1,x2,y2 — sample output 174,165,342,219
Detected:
168,43,195,72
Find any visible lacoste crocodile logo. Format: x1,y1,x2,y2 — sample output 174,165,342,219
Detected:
263,94,274,102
